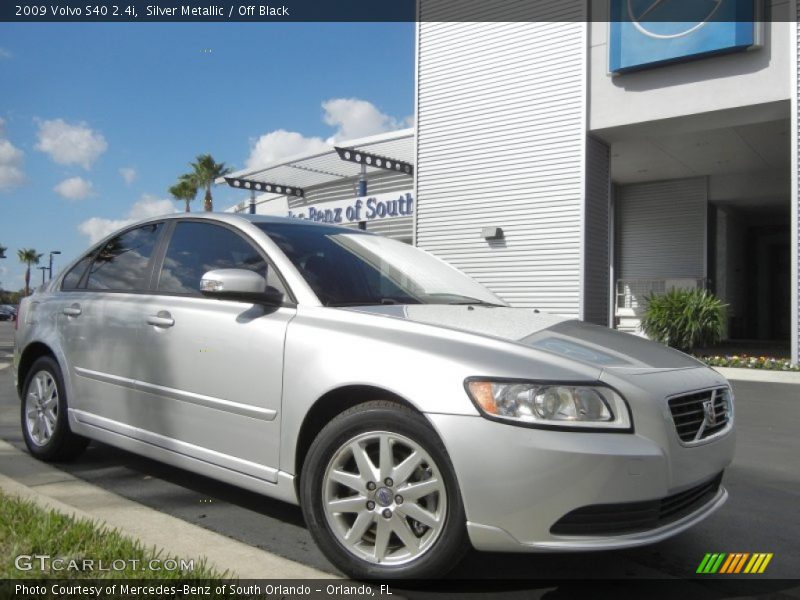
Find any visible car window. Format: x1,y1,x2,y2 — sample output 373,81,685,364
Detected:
61,254,94,290
157,221,283,296
86,223,163,291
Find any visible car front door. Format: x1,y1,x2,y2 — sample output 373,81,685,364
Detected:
132,220,294,478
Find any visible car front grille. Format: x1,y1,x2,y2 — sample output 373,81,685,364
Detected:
668,387,731,444
550,472,723,536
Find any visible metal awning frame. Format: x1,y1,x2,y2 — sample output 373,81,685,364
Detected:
333,146,414,176
224,176,304,198
217,129,415,197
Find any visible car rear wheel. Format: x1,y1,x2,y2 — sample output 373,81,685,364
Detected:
300,401,468,579
21,356,88,461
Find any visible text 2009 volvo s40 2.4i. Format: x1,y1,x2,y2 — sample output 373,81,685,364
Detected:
14,213,735,579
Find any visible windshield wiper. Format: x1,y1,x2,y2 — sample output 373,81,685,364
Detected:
425,293,505,307
327,298,421,307
446,300,505,307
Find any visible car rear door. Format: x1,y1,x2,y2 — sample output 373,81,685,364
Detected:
132,219,294,477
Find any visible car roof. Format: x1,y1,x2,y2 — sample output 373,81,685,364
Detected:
133,212,356,229
83,212,371,258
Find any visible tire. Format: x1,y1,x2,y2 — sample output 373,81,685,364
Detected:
300,401,468,579
20,356,88,462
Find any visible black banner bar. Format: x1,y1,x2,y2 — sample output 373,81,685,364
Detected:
0,0,796,23
1,579,800,600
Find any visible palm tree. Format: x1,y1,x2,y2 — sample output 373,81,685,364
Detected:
169,176,198,213
18,248,43,296
188,154,231,212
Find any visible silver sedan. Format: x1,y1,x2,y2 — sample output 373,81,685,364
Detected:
13,213,735,579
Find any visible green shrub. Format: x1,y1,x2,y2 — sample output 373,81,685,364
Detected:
641,288,726,352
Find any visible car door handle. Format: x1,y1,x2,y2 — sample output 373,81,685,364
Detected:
146,312,175,328
62,304,82,317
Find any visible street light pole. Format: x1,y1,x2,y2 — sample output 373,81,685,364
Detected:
48,250,61,280
38,266,48,286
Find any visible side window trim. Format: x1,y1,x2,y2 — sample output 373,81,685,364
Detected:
151,219,297,305
147,219,176,292
84,221,167,294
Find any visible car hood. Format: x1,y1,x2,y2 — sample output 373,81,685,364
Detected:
344,305,703,372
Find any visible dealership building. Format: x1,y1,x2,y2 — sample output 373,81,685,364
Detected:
225,0,799,363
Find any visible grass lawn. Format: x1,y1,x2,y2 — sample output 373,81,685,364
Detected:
0,489,227,579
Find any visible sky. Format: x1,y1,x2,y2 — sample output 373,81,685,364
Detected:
0,22,415,291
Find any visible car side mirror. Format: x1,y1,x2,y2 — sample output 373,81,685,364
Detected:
200,269,284,305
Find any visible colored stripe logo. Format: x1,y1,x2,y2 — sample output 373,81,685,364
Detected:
697,553,773,574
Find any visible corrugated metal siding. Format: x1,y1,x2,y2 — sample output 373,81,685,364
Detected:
281,171,414,242
584,136,610,326
419,0,588,22
287,171,413,209
616,178,707,280
366,217,413,241
415,11,587,315
795,11,799,363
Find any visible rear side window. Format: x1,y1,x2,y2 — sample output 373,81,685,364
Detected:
157,221,279,295
86,223,163,291
61,254,94,290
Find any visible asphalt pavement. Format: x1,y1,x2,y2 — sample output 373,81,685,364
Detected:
0,321,798,596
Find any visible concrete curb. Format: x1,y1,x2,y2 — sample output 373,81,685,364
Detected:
712,367,800,385
0,439,334,579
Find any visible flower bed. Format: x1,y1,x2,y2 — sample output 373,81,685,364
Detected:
697,355,800,372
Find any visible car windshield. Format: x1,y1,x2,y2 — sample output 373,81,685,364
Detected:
257,222,506,308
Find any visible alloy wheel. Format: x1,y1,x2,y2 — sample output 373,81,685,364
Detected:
322,431,447,565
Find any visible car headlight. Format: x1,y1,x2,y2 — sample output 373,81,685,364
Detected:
465,379,632,431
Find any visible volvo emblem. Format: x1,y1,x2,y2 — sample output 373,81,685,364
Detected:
375,487,393,507
703,399,717,426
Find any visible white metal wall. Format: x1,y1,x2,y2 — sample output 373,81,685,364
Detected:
584,136,611,326
286,171,414,242
793,11,799,363
288,171,413,208
415,8,588,315
616,178,708,280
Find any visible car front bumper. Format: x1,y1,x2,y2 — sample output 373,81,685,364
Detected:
427,412,734,553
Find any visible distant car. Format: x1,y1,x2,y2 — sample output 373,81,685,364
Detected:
13,213,735,579
0,306,15,321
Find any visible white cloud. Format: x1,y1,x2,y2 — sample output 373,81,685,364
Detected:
245,130,328,170
0,138,25,191
119,167,137,185
35,119,108,169
322,98,408,143
0,48,11,60
54,176,94,201
128,194,175,219
78,194,177,244
0,117,5,136
244,98,409,170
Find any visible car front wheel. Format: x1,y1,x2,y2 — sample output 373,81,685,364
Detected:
300,401,468,579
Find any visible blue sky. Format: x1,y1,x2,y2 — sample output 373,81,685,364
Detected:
0,22,415,291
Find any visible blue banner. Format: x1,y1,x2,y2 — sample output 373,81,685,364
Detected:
609,0,759,74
